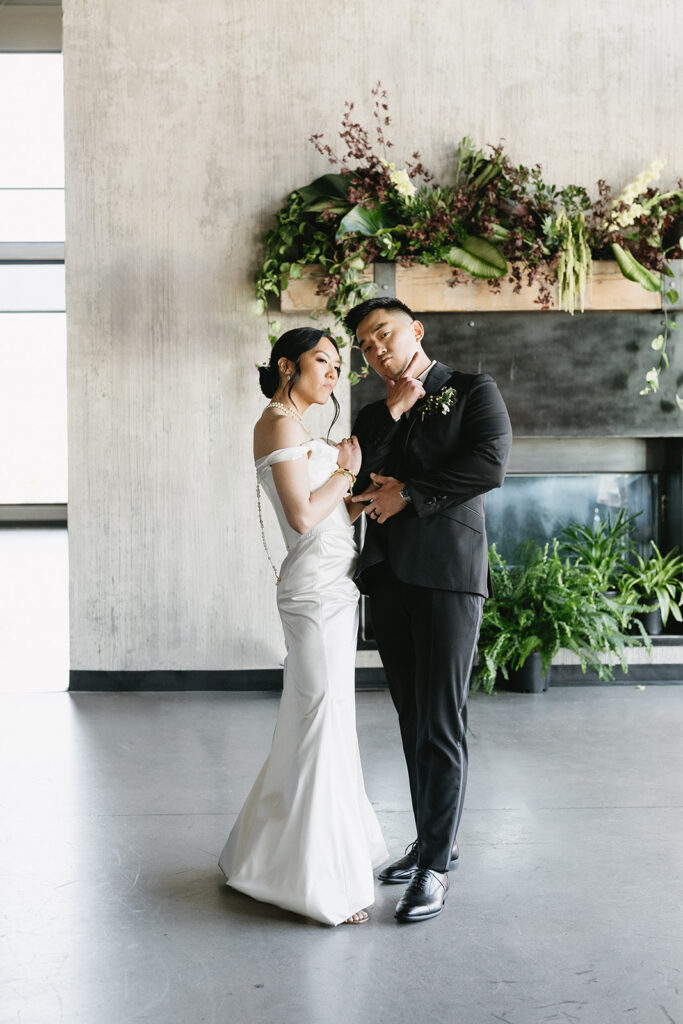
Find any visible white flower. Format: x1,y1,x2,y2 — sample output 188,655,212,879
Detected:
676,393,683,411
381,159,416,200
613,202,645,228
645,367,660,387
610,159,667,230
651,334,665,351
419,386,457,420
390,168,416,200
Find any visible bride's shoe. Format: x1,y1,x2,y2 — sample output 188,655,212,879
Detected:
343,909,370,925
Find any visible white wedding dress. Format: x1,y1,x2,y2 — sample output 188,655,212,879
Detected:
219,439,388,925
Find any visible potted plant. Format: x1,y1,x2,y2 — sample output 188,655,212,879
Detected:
474,541,649,694
618,542,683,635
559,508,639,593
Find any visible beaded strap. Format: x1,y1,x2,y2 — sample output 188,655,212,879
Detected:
256,475,281,585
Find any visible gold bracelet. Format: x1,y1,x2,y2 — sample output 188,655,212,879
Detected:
332,467,356,491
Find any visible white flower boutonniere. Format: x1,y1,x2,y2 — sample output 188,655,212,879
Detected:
419,386,458,421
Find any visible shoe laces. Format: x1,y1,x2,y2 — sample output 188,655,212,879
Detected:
410,868,446,894
404,839,419,857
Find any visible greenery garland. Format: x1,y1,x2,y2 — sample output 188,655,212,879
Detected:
255,84,683,395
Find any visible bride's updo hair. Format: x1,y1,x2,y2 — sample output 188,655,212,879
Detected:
258,327,341,431
257,361,280,399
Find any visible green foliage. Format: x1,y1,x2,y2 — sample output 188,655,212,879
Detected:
336,204,397,238
640,312,678,397
255,86,683,391
297,173,351,211
255,188,338,312
618,542,683,625
453,135,503,191
558,508,639,591
473,540,650,695
445,235,507,279
610,242,661,292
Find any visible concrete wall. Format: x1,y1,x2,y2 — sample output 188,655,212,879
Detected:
64,0,683,672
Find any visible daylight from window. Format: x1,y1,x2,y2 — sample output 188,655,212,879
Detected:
0,53,68,693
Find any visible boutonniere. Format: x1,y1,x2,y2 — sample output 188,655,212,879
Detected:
418,386,458,421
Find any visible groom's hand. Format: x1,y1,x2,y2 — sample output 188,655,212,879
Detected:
351,473,407,524
385,352,425,420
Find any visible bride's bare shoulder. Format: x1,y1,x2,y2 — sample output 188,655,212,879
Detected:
253,408,308,461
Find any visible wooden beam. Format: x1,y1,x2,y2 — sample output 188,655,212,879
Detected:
280,265,373,312
280,260,676,313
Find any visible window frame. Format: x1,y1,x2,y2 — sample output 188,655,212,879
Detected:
1,4,65,523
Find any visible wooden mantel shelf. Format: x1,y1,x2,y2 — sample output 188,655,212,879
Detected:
281,260,683,314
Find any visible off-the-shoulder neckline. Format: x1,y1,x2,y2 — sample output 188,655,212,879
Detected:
254,437,332,466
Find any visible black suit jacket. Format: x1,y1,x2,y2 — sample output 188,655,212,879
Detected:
352,362,512,596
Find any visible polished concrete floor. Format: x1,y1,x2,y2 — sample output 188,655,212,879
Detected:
2,686,683,1024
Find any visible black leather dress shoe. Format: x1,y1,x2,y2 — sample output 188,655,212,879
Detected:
395,868,449,922
378,839,459,884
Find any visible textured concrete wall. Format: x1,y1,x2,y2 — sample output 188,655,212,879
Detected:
64,0,683,671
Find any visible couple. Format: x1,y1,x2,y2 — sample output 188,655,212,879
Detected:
218,297,512,925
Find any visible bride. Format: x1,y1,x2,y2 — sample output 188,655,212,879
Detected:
219,327,388,925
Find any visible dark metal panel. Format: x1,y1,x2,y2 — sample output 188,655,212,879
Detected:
373,261,396,298
351,311,683,437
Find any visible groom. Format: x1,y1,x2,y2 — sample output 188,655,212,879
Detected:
345,297,512,923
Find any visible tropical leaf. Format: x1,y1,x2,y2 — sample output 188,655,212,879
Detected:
446,234,507,278
297,174,351,211
611,243,661,293
461,235,508,272
486,223,511,243
336,203,397,238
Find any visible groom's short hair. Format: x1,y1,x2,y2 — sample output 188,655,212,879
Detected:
343,297,416,339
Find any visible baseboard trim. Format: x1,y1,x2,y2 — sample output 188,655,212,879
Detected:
69,668,389,691
549,664,683,685
68,664,683,692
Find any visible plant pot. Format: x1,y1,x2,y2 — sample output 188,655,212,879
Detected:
507,652,549,693
640,608,663,636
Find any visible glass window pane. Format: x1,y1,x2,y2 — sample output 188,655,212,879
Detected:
0,313,67,503
0,189,65,242
0,526,68,693
0,265,65,311
486,473,658,563
0,54,64,187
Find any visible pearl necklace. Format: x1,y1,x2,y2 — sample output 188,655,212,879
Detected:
267,400,304,424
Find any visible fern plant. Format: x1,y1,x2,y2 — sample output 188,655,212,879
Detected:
474,541,649,695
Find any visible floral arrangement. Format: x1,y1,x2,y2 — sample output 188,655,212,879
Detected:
418,386,457,420
255,84,683,393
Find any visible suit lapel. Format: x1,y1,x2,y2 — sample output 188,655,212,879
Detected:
421,361,453,397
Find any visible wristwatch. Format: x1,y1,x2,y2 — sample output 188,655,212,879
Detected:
399,485,412,504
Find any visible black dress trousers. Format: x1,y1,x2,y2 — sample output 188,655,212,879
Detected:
366,562,483,872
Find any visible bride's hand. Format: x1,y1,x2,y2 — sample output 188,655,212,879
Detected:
336,435,362,476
